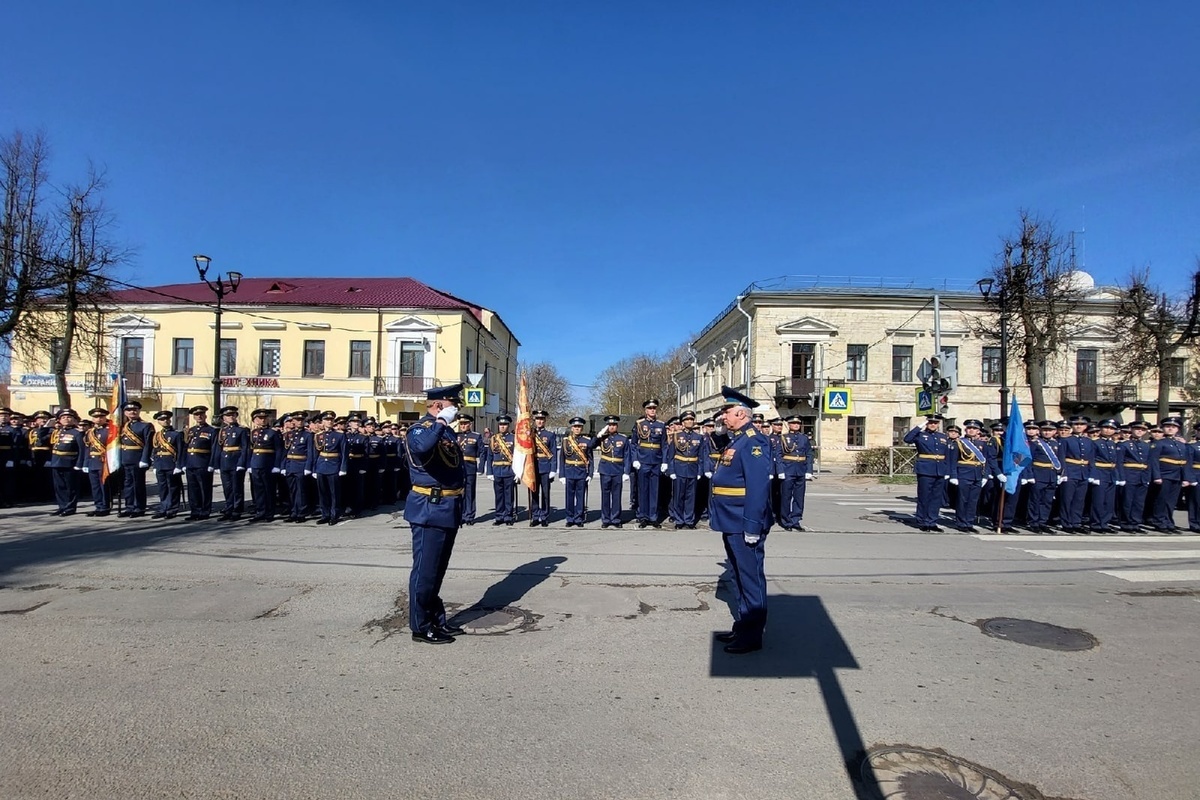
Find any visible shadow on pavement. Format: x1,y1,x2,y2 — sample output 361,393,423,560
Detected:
710,590,882,800
449,555,567,625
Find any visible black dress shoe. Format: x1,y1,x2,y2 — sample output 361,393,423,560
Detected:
117,510,132,518
437,623,466,636
530,520,540,527
129,511,145,518
493,519,503,526
60,510,76,517
794,525,805,532
929,525,944,532
714,631,737,643
601,523,610,529
614,523,623,528
151,512,167,519
505,521,514,526
49,510,63,517
638,521,647,529
723,640,763,655
412,630,455,645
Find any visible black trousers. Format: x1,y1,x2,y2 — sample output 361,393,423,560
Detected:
316,472,341,520
155,468,183,515
186,467,213,517
249,468,276,519
52,467,78,513
122,464,148,512
220,468,245,515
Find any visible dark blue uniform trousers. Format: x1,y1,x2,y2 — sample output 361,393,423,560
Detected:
1089,482,1117,529
954,475,983,528
155,469,183,515
636,467,660,523
88,470,110,512
1027,479,1057,528
285,472,307,519
220,468,245,515
781,476,807,527
409,523,457,635
599,475,624,524
915,475,945,527
1153,480,1181,530
1059,479,1087,528
316,473,341,521
722,532,767,646
186,467,213,517
122,465,148,512
249,469,275,519
461,473,477,522
532,473,552,522
52,467,79,513
492,476,515,521
564,477,588,523
670,477,697,525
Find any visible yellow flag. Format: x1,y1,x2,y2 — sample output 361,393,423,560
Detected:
512,372,537,492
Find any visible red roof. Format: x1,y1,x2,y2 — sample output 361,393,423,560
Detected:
107,277,483,316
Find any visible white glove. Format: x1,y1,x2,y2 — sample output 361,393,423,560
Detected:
549,471,557,480
378,469,385,474
1058,476,1068,484
949,478,959,485
1115,480,1126,486
487,475,494,481
805,473,815,481
585,476,591,482
81,466,89,473
358,470,366,475
704,472,712,478
632,460,641,469
272,467,281,474
304,470,312,476
778,473,786,479
247,467,253,474
173,468,183,475
138,461,149,469
982,479,989,486
4,461,12,468
593,472,600,479
338,471,347,477
997,474,1007,483
1021,478,1034,485
435,405,458,424
207,466,215,473
622,474,629,482
1088,478,1100,485
669,474,676,480
744,533,761,545
236,466,245,471
943,475,950,480
74,466,82,471
660,464,668,473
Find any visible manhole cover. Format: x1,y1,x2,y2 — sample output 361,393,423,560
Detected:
978,617,1097,651
448,605,533,635
864,746,1040,799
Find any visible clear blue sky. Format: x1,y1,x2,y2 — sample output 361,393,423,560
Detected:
4,2,1198,394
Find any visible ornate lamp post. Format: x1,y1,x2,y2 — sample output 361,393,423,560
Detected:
195,254,242,412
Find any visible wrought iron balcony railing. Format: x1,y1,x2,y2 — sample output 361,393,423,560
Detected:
374,376,442,397
85,372,162,399
1059,384,1137,404
775,377,817,398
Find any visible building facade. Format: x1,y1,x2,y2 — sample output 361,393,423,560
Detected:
3,277,519,428
678,276,1196,469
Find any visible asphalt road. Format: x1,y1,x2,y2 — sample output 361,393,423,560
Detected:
2,477,1198,799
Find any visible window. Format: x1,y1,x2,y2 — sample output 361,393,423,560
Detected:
1167,357,1188,387
219,338,237,377
398,340,424,393
982,346,1001,385
349,341,371,378
846,344,868,382
303,340,326,378
1076,349,1098,386
847,416,866,448
121,337,144,375
49,337,69,372
891,345,913,383
892,416,911,446
259,339,281,376
791,343,815,380
173,338,195,375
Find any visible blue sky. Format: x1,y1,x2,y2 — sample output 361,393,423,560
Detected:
4,2,1198,395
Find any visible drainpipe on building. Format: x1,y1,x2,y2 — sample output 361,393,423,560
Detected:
735,295,753,395
687,343,699,412
670,376,681,415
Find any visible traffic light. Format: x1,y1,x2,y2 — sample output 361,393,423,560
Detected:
925,351,958,394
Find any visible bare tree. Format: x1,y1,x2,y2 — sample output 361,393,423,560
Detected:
593,344,690,418
1106,264,1200,420
521,360,572,424
0,130,55,338
974,211,1087,420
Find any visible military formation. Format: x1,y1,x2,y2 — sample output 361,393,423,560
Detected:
905,413,1198,534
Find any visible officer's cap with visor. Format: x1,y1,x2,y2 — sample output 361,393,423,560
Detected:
718,385,759,411
426,383,463,403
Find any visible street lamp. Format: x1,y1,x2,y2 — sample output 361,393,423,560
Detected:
976,277,1009,415
195,254,242,413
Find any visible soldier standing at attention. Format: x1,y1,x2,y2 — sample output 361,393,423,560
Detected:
0,407,27,508
215,406,250,520
28,410,54,503
81,408,113,517
184,406,217,521
245,409,284,523
709,386,773,655
593,415,631,528
149,410,185,519
531,411,558,527
48,408,83,516
947,420,989,533
1089,419,1124,533
363,418,385,511
560,417,595,527
666,410,707,529
632,398,667,529
309,411,348,525
1117,420,1151,532
342,415,368,518
903,415,950,531
455,413,484,526
484,415,517,525
280,411,313,523
405,384,467,645
1150,416,1187,533
117,401,154,518
775,415,814,531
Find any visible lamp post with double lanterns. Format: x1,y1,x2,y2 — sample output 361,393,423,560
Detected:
976,277,1009,416
195,254,242,413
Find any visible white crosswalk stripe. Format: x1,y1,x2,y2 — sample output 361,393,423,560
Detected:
970,534,1200,583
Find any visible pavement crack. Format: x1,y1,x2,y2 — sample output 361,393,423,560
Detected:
1,600,51,615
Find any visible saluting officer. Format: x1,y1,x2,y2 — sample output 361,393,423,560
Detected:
666,411,707,529
709,386,773,655
309,411,348,525
1088,419,1123,533
405,384,467,645
215,406,250,520
149,410,185,519
81,408,114,516
184,406,217,520
1118,420,1151,532
594,415,631,528
560,417,595,527
632,399,668,529
531,411,558,527
456,414,484,526
904,415,950,531
117,401,154,518
280,411,313,523
484,415,517,525
245,409,284,523
775,415,814,531
48,408,83,516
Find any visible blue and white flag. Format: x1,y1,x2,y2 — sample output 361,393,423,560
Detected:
1002,397,1032,494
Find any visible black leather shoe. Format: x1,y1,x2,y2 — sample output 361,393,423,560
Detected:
437,623,466,636
128,511,144,518
714,631,737,643
151,512,167,519
492,519,503,526
530,520,539,527
117,510,132,518
929,525,943,532
723,640,762,655
412,630,455,645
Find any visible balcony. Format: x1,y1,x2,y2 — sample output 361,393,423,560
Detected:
1059,384,1137,405
775,377,817,399
85,372,162,399
374,376,442,397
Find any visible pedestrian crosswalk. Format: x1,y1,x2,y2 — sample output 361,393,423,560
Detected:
972,533,1200,583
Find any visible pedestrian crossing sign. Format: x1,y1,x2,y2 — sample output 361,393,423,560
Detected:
823,387,851,415
465,387,485,407
915,388,934,415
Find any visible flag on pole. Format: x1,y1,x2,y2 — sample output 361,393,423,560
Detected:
102,374,125,483
1002,396,1031,494
512,372,537,493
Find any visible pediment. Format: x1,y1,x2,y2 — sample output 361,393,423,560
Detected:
384,315,441,333
1073,324,1118,342
107,314,159,330
776,316,838,337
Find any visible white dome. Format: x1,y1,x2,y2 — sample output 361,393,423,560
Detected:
1066,270,1095,291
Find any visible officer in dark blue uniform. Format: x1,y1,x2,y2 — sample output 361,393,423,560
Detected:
309,411,348,525
709,386,773,655
530,411,558,527
80,408,114,516
363,418,385,510
632,399,668,528
1118,420,1151,532
48,408,83,516
594,415,631,528
947,420,989,532
903,415,950,531
117,401,154,517
1150,416,1187,532
0,406,29,508
1058,415,1096,533
405,383,467,645
184,406,217,520
455,414,484,525
214,406,249,520
775,415,814,531
246,409,284,522
1026,420,1064,533
665,411,707,529
560,417,595,527
1088,419,1123,533
484,415,517,525
149,410,185,519
280,411,313,522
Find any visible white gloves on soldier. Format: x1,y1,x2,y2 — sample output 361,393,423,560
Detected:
632,460,641,470
805,473,815,481
744,533,761,545
949,478,959,485
777,473,786,479
435,405,458,424
997,474,1007,483
138,461,149,469
622,474,629,482
660,464,668,473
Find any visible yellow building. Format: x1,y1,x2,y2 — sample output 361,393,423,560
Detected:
3,276,519,427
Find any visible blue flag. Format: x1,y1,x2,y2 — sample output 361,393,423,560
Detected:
1002,397,1032,494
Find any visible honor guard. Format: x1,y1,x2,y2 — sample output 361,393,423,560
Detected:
560,417,595,527
455,414,484,525
1088,419,1123,533
701,417,730,522
28,410,54,503
1186,427,1200,533
1025,421,1064,532
184,406,217,520
483,415,517,525
48,408,83,516
709,386,773,655
117,401,154,517
775,415,814,531
594,415,631,528
404,384,467,645
665,411,707,529
149,410,185,519
904,415,951,531
1115,420,1149,532
767,418,784,525
947,420,991,532
363,418,385,510
1056,415,1096,533
1150,416,1187,532
245,409,284,522
215,406,250,520
531,411,558,527
309,411,348,525
0,407,27,508
280,411,314,522
341,415,368,518
81,408,114,516
632,398,668,528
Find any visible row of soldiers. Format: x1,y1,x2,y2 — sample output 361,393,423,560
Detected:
907,413,1200,534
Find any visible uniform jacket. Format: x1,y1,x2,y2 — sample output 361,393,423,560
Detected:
150,426,185,471
310,429,348,475
484,432,516,479
774,431,813,478
214,423,250,471
708,422,772,536
49,426,84,469
666,430,708,479
185,423,218,470
559,433,595,480
632,418,667,467
248,426,285,471
118,419,155,466
1058,435,1096,480
595,432,631,476
282,429,313,475
534,429,559,474
1150,437,1188,482
903,426,950,478
1119,438,1151,486
457,431,485,475
947,436,989,480
403,414,464,529
1090,437,1123,484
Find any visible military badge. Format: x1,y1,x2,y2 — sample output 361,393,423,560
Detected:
751,446,763,458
